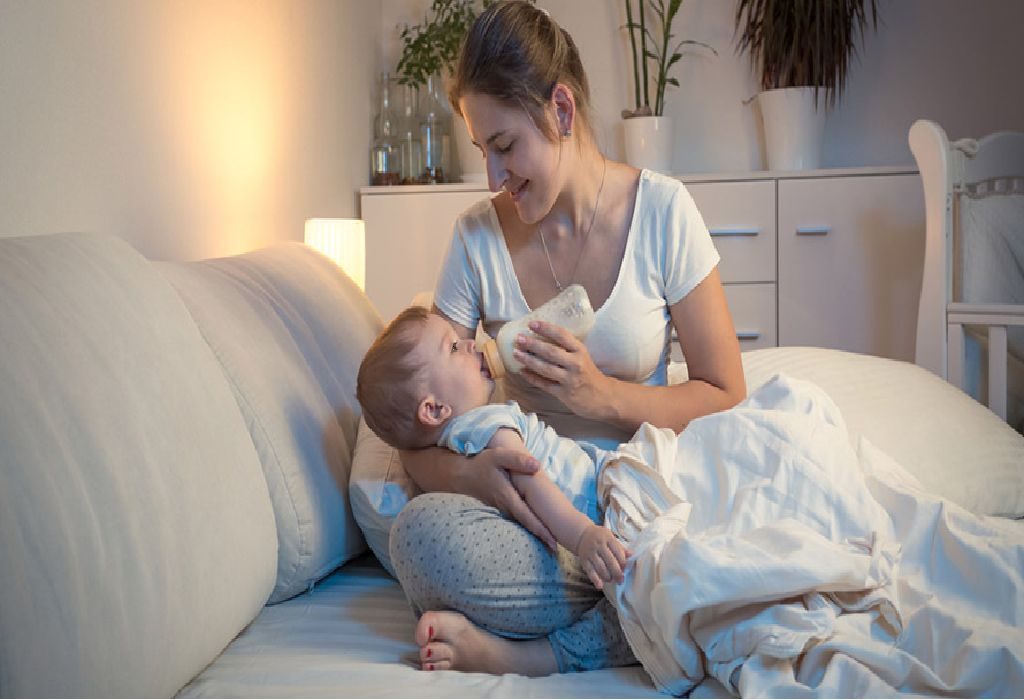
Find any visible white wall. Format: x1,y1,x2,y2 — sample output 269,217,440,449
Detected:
381,0,1024,174
2,0,1020,261
0,0,378,260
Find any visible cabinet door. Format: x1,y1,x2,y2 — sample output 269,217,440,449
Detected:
686,180,776,283
361,190,490,321
778,174,924,361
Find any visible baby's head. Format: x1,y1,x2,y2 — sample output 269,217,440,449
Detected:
356,306,495,450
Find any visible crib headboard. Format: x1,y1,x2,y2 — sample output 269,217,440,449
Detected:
909,119,1024,425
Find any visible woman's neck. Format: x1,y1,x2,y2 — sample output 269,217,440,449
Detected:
543,143,607,239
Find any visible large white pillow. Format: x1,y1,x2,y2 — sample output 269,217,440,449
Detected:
735,347,1024,517
160,243,382,602
0,234,278,697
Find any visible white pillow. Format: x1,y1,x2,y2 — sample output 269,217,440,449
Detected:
160,243,381,602
349,417,422,577
733,347,1024,517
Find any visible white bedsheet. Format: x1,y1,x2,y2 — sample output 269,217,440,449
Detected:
601,374,1024,697
177,556,668,698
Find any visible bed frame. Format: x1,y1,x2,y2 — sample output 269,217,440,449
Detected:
909,119,1024,422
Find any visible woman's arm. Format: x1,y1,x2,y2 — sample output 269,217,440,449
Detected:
399,444,547,538
513,267,746,434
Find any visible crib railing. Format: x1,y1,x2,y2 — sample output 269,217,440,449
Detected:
948,303,1024,420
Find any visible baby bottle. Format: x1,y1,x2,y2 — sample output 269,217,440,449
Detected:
481,284,595,379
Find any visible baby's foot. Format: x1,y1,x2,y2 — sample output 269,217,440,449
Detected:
414,611,557,676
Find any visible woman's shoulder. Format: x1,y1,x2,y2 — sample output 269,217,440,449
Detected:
635,169,690,211
456,195,499,230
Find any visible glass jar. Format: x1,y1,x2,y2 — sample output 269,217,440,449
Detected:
370,72,401,186
397,83,423,185
418,73,452,184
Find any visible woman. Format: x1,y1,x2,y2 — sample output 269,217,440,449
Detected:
390,0,745,677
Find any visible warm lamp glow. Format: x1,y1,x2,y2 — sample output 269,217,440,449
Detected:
305,218,366,291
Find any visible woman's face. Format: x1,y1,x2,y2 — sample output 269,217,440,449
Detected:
459,91,563,224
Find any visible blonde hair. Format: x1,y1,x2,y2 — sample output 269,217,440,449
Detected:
449,0,594,143
356,306,438,450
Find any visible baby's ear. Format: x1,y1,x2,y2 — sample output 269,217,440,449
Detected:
417,395,452,428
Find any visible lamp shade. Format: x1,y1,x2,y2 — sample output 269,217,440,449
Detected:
304,218,366,291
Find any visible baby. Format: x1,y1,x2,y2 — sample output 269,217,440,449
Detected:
356,306,630,588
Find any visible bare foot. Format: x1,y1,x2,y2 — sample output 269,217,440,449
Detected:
414,610,557,676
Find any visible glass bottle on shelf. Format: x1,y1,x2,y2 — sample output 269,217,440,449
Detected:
370,72,401,186
397,83,422,185
418,73,453,184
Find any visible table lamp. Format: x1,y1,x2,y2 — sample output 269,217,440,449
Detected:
304,218,366,291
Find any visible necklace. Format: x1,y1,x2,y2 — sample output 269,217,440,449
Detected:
539,156,607,292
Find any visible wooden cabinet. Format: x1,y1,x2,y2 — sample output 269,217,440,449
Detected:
686,180,778,356
361,167,924,362
776,173,924,362
360,184,490,321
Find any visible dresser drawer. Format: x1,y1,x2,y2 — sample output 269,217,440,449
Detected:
671,282,777,361
685,180,776,284
725,282,777,350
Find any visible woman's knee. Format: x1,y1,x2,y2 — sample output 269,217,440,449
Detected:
388,492,598,636
389,493,498,605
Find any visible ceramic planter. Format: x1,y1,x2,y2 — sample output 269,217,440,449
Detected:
757,87,826,171
622,115,674,174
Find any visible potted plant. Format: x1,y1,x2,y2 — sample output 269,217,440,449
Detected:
734,0,879,170
393,0,479,183
395,0,524,183
621,0,715,174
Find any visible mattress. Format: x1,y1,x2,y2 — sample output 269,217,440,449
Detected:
177,555,700,698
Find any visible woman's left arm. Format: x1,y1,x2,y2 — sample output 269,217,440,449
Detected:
514,267,746,433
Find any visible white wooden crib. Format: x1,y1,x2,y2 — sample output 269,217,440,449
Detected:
909,119,1024,428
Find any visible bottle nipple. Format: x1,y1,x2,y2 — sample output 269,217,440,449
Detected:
481,339,506,379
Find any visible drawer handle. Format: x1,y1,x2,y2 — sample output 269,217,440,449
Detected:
672,331,761,342
710,227,760,237
796,226,831,236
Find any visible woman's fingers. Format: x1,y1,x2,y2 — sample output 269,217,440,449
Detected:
527,320,579,350
491,447,541,475
498,487,557,550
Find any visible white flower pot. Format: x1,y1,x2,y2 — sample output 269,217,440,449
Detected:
757,87,826,171
622,116,674,174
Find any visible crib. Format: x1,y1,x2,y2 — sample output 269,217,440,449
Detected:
909,119,1024,430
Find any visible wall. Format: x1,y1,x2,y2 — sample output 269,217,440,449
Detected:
380,0,1024,175
0,0,378,260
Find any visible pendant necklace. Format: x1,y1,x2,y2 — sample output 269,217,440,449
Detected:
539,156,608,292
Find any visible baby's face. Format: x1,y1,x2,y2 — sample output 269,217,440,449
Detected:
413,314,495,417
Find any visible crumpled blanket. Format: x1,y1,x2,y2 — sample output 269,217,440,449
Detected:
599,374,1024,697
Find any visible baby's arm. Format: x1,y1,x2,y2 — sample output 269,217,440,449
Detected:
487,428,630,588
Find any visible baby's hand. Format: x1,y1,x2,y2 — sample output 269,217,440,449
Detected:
576,525,631,589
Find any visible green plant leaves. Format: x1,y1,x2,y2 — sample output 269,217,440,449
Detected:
734,0,878,109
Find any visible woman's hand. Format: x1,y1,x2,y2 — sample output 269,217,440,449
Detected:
512,320,613,419
458,447,556,550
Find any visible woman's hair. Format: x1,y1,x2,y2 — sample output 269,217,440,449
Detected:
356,305,437,450
449,0,593,142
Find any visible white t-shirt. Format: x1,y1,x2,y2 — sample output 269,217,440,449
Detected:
434,169,720,449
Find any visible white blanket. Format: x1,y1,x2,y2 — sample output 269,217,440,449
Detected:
599,374,1024,697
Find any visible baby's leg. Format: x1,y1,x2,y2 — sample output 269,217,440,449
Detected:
389,492,636,674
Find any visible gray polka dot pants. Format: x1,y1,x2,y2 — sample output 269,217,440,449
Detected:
389,492,637,673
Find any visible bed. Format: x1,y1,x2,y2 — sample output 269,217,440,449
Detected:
909,118,1024,431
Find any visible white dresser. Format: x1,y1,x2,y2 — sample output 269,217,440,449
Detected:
360,166,924,362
